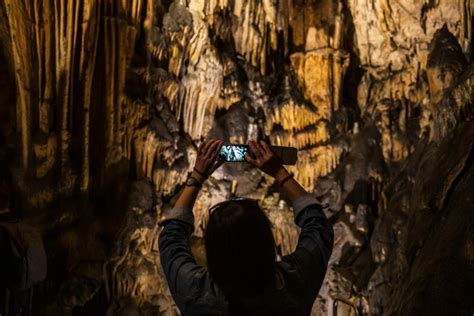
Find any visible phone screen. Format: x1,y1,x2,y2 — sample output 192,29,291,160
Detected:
218,145,248,162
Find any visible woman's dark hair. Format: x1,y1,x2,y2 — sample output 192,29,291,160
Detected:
204,199,276,297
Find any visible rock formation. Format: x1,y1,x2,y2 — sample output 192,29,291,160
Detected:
0,0,472,315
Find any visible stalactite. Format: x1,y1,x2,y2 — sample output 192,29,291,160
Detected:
271,124,330,149
218,57,242,110
4,0,34,171
229,0,292,74
153,168,191,195
291,50,349,120
78,0,101,192
54,0,79,189
288,145,344,190
103,12,117,164
179,44,223,140
159,77,180,111
101,0,144,167
34,0,48,134
1,0,146,199
269,101,322,132
133,118,176,180
153,2,227,141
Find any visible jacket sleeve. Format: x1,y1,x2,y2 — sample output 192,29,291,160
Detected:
282,194,334,301
158,207,208,314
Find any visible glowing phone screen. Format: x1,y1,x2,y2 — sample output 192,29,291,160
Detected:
218,145,248,162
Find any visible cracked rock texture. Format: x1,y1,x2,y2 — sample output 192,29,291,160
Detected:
0,0,473,315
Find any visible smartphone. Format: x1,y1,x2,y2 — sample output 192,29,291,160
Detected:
218,145,248,162
217,144,298,165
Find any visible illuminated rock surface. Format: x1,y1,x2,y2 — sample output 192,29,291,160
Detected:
0,0,472,314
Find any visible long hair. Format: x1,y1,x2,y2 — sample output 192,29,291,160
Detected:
204,199,276,298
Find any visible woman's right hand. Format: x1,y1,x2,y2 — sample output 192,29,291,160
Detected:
245,140,288,180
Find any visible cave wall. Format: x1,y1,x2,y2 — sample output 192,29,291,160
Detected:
0,0,472,315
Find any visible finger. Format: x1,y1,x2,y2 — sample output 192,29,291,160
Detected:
249,140,265,158
245,153,258,165
248,141,263,159
255,141,267,157
260,140,272,155
200,140,211,155
206,140,221,157
208,142,222,162
197,142,205,154
203,140,216,156
211,141,224,158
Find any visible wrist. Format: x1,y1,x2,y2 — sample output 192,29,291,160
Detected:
191,170,206,184
273,167,289,182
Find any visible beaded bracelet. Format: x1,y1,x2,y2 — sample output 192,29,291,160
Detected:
278,173,294,187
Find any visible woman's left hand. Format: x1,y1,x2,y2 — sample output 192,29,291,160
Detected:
193,140,224,182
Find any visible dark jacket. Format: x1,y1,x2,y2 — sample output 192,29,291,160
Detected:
158,194,334,316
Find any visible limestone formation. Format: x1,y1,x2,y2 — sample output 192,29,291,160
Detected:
0,0,472,315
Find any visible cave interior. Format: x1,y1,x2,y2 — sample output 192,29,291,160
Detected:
0,0,473,315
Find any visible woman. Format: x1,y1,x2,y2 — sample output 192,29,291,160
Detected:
159,140,334,315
